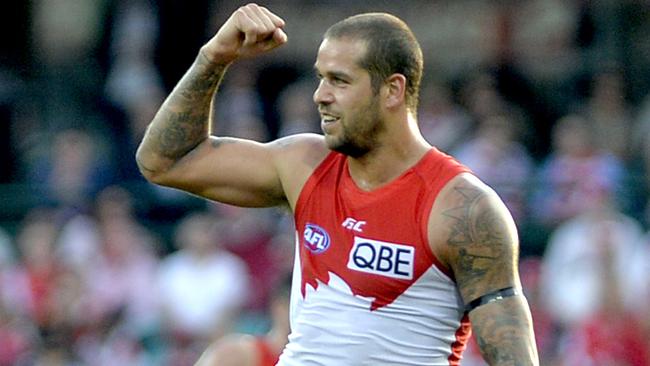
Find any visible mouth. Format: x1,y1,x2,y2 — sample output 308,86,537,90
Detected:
320,113,340,125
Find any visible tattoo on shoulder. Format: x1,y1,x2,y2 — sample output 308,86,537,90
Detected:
442,184,510,297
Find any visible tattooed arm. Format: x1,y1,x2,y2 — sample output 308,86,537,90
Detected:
429,173,539,365
136,4,308,207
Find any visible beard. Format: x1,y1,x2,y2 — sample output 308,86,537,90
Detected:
324,95,384,158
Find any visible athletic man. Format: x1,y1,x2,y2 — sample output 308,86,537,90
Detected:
136,3,539,365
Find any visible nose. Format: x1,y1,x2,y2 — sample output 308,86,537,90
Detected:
313,79,334,105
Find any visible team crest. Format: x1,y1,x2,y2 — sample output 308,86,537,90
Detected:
303,223,331,254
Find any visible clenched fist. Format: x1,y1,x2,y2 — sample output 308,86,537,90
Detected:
201,3,287,64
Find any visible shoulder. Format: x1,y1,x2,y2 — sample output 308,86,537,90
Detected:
269,133,331,208
195,334,258,366
270,133,327,155
428,173,520,302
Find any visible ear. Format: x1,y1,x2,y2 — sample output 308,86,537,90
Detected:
383,73,407,109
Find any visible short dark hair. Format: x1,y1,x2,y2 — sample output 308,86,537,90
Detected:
324,13,424,112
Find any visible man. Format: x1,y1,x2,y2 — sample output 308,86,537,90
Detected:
136,3,539,365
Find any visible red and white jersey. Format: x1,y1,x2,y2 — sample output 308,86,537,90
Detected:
277,149,472,366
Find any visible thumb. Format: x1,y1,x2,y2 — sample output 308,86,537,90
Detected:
243,29,258,48
273,27,288,44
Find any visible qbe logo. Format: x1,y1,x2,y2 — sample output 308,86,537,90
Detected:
347,237,414,280
303,224,331,254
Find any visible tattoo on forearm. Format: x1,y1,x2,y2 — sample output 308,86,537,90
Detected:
179,52,225,102
145,54,228,160
442,185,508,298
472,299,535,365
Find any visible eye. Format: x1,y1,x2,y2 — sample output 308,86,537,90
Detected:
331,76,348,86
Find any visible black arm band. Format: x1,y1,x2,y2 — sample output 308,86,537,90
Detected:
464,287,520,313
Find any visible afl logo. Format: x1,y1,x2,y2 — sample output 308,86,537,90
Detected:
303,224,331,254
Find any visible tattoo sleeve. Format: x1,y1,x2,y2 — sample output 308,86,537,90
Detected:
442,182,539,365
442,185,512,301
137,51,229,171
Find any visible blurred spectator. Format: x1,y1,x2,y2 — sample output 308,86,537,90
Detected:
558,222,649,366
510,0,581,116
532,113,625,229
540,190,647,333
276,78,320,137
418,81,473,153
0,226,38,365
214,204,281,312
26,0,112,162
82,186,161,336
458,71,508,124
212,63,268,141
26,129,114,208
453,114,534,224
13,208,66,330
156,211,250,345
578,67,634,162
104,0,165,180
195,272,292,366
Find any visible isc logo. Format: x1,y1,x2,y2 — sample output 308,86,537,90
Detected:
347,236,414,280
342,217,366,232
303,223,331,254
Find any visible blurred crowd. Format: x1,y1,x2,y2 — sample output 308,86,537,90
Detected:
1,1,650,365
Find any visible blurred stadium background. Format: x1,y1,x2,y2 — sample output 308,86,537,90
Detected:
0,1,649,365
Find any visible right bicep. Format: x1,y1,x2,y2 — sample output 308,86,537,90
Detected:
150,136,287,207
149,133,328,208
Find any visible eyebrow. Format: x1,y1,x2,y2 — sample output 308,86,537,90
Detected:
313,66,352,81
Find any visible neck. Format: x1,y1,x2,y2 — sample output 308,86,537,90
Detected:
347,114,430,191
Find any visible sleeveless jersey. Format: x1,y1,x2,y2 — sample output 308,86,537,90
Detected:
277,148,472,366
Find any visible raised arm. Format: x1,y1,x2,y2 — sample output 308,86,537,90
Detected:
430,174,539,365
136,4,299,207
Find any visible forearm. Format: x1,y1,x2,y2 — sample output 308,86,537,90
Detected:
469,296,539,365
136,49,229,175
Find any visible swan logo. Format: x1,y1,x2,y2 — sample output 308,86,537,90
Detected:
303,224,331,254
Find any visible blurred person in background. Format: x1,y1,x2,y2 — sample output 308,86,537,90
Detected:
71,185,162,365
0,226,38,365
276,78,321,137
103,0,166,181
155,211,250,359
417,81,473,153
13,208,66,333
539,175,647,352
212,63,268,141
196,272,292,366
558,222,650,366
531,113,625,230
136,4,538,364
212,203,280,313
26,129,115,208
453,114,534,226
578,67,633,163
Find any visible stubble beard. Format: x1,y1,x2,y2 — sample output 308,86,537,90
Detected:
326,96,383,158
